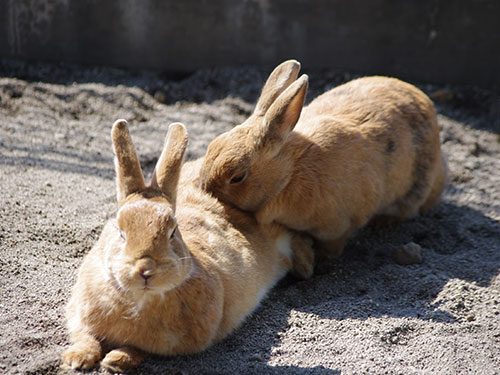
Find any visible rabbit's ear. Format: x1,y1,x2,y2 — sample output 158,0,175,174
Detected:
150,123,188,207
111,119,146,203
254,60,301,116
261,74,308,146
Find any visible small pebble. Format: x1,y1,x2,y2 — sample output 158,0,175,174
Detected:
394,242,423,265
466,314,476,322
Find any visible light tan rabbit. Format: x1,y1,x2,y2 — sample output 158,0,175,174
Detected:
61,120,314,372
200,60,448,258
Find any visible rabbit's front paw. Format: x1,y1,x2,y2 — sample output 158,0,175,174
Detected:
62,344,101,370
101,346,145,373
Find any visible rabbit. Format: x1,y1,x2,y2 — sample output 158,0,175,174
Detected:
199,60,448,258
61,120,314,372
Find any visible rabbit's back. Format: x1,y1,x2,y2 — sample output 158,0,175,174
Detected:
303,76,435,126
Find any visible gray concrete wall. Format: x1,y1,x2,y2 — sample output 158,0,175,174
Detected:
1,0,499,87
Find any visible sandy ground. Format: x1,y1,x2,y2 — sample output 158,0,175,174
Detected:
0,59,499,375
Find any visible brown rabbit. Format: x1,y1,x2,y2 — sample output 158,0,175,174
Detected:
61,120,314,372
200,60,448,257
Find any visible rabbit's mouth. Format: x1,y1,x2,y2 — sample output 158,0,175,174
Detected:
141,279,163,292
134,278,175,295
137,278,159,293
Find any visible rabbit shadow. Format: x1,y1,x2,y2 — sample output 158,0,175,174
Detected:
285,201,500,317
124,200,499,375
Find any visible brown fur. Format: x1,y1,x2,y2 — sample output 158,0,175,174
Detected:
200,60,448,257
62,120,314,372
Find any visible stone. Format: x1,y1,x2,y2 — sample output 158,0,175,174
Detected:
394,242,423,265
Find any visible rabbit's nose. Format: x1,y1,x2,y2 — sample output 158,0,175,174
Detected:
137,257,156,280
140,269,153,280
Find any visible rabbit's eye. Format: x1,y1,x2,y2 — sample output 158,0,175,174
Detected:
170,226,177,239
229,171,247,185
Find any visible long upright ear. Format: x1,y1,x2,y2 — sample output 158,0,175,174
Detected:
111,119,146,203
254,59,301,116
150,123,188,207
261,74,308,147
